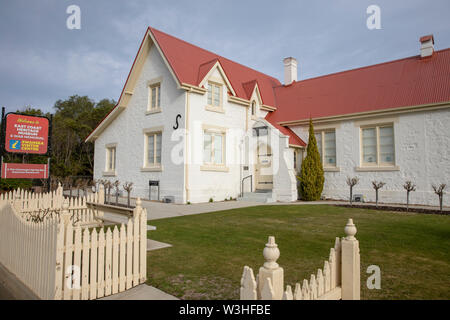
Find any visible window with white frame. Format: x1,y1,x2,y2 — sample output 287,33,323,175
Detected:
203,130,225,165
106,146,116,171
145,132,162,167
361,124,395,166
207,82,222,107
148,83,161,111
315,130,336,167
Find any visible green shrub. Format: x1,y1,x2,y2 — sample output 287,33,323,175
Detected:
0,179,33,191
209,198,213,203
298,119,324,201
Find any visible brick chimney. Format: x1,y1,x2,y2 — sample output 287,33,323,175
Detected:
420,35,434,58
283,57,298,85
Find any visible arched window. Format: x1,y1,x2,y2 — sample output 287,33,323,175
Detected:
251,101,256,116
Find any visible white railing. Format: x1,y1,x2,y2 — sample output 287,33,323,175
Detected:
240,219,360,300
0,194,147,300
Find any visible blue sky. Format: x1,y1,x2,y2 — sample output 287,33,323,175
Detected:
1,0,449,113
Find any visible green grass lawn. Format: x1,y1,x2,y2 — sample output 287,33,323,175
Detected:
146,205,450,300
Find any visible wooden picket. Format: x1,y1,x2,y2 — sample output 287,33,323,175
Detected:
240,220,360,301
0,192,147,300
1,184,103,226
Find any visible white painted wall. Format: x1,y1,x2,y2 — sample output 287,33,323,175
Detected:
187,68,248,203
291,107,450,206
93,43,186,203
93,52,298,204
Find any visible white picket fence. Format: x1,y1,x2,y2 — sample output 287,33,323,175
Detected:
0,191,147,300
1,184,106,226
240,219,360,300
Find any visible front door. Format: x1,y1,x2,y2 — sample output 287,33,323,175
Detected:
255,143,273,190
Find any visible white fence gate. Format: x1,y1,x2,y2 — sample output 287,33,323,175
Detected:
240,219,360,300
0,187,147,300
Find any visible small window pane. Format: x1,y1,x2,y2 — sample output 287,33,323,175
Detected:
108,148,115,170
148,135,154,165
252,101,256,115
157,86,161,107
213,85,220,106
207,85,212,105
204,132,212,163
151,87,157,109
379,126,394,163
315,132,322,160
293,151,297,168
362,128,377,163
155,133,162,164
214,134,223,164
324,131,336,165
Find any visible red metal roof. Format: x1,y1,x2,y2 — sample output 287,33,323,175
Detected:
149,27,281,107
149,27,305,146
89,28,448,148
268,48,450,124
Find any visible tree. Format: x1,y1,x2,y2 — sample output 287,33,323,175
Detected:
51,95,115,177
123,182,134,208
298,119,324,201
105,180,112,204
403,181,416,211
432,184,446,213
371,181,386,208
113,180,120,205
346,177,359,205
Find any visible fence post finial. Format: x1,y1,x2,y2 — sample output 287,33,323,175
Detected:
341,219,360,300
61,198,71,226
263,236,280,269
344,218,357,240
258,236,284,300
133,197,142,218
136,197,142,209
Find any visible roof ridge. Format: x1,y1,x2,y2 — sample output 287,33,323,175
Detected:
149,26,281,84
274,47,450,88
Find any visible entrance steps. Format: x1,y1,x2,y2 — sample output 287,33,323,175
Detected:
237,190,275,203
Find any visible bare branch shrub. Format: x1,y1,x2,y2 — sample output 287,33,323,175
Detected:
403,181,416,211
346,176,359,205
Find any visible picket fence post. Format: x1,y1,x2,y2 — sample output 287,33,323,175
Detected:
54,199,70,299
97,185,105,220
258,236,284,300
341,219,360,300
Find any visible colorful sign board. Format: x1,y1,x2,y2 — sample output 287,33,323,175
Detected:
4,113,49,154
1,163,49,179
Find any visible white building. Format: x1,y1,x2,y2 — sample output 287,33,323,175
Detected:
86,29,450,206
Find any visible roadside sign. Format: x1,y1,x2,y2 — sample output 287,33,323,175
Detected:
1,163,49,179
4,113,49,155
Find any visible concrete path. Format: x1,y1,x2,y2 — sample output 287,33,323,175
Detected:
147,239,172,251
100,196,262,220
100,284,178,300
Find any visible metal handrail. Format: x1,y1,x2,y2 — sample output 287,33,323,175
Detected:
241,175,253,197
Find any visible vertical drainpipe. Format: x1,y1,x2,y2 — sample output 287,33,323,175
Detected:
185,90,190,203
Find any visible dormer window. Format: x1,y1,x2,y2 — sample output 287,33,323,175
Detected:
207,82,222,107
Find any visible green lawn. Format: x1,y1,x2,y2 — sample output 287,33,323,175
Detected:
146,205,450,300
